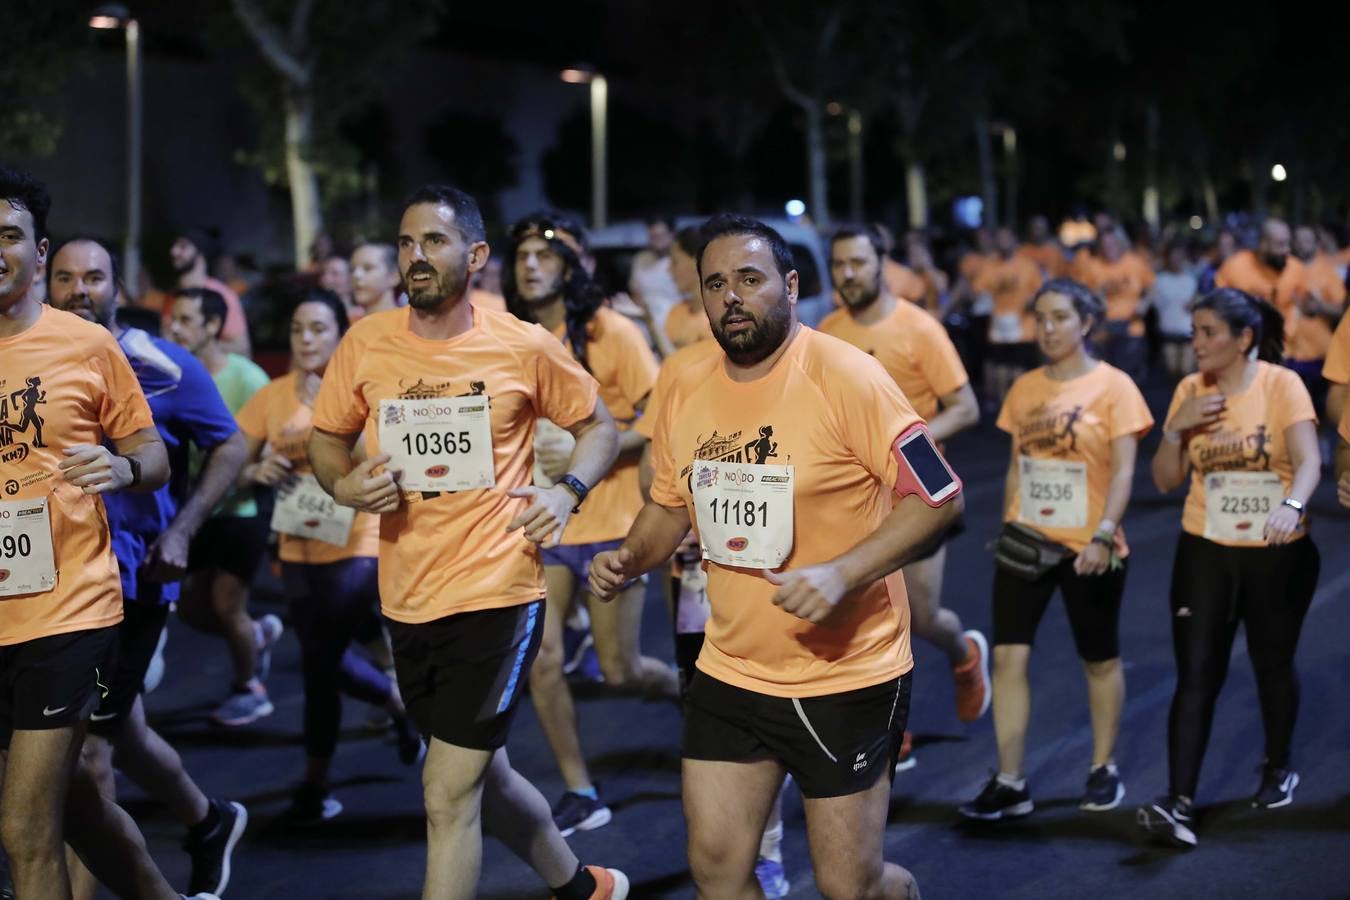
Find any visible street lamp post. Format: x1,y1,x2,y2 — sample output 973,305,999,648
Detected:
89,5,142,295
561,66,608,229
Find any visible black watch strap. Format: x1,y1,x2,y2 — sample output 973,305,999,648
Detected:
122,454,142,487
556,474,589,512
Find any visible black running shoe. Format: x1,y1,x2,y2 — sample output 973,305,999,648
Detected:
393,714,426,766
184,799,248,896
1081,763,1125,811
1252,766,1300,809
958,774,1034,821
552,789,613,837
288,782,343,822
1137,795,1197,848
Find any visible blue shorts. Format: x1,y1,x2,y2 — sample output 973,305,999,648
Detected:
542,539,646,588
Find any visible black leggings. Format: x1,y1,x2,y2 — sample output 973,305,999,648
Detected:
282,558,394,759
1166,532,1320,800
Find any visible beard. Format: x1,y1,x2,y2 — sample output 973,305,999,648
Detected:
405,261,468,310
839,273,882,311
711,292,793,366
172,250,198,276
1262,251,1288,273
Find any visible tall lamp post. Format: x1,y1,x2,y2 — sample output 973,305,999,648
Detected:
89,4,142,294
560,66,608,229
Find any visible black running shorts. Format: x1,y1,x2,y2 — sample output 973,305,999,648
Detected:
187,515,269,584
388,600,544,751
0,626,118,748
89,602,170,737
683,670,912,799
992,556,1127,662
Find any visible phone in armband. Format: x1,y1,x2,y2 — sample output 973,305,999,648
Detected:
893,426,962,506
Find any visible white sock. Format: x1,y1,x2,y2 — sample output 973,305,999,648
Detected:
996,772,1026,791
758,820,783,864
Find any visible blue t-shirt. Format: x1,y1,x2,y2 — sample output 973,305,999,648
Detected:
103,328,238,604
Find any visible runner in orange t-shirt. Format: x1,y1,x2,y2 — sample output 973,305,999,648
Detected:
309,186,629,898
822,225,989,749
1142,289,1320,848
972,227,1044,402
501,211,677,838
1323,312,1350,441
1287,224,1348,414
1017,215,1068,278
350,241,403,321
960,280,1152,823
663,225,715,349
237,288,424,818
0,168,182,900
591,216,962,898
1078,230,1155,379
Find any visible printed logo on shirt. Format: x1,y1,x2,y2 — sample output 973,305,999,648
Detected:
1016,402,1086,456
1195,424,1272,473
679,423,786,484
0,375,48,464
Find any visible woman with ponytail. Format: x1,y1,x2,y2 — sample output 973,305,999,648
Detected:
1140,288,1322,847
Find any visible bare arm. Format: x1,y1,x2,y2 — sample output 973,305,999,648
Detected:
59,427,169,496
589,499,693,600
170,430,248,535
1327,383,1345,432
1099,435,1139,528
834,493,963,592
111,427,170,493
1335,438,1350,509
616,395,651,460
1004,439,1019,515
927,384,979,444
1151,432,1189,494
557,400,620,491
144,430,248,580
1282,419,1321,507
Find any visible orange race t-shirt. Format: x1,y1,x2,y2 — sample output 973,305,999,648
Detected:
1214,250,1309,357
1287,253,1348,361
469,288,507,313
818,299,969,423
884,258,926,303
997,363,1153,554
972,254,1043,342
235,371,381,565
1080,253,1156,337
635,339,724,442
1017,242,1067,278
650,326,928,698
0,306,155,645
550,307,658,545
663,301,713,349
311,305,599,623
1167,362,1316,546
1322,314,1350,386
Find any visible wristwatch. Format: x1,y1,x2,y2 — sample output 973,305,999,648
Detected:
121,455,142,488
1280,497,1305,514
556,474,590,512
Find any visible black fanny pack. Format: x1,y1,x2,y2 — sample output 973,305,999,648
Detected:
993,522,1074,581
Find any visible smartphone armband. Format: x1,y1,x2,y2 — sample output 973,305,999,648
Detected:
891,423,962,507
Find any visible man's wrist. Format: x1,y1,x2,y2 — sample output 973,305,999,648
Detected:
118,454,141,488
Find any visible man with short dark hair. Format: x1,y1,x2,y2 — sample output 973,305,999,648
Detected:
592,214,962,898
310,184,629,898
49,237,249,897
168,287,278,727
168,226,250,355
822,226,989,749
0,166,207,900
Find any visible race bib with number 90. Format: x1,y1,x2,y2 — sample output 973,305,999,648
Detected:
0,497,57,597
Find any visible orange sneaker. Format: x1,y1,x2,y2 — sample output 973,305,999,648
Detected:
895,729,916,773
953,629,991,723
552,866,630,900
